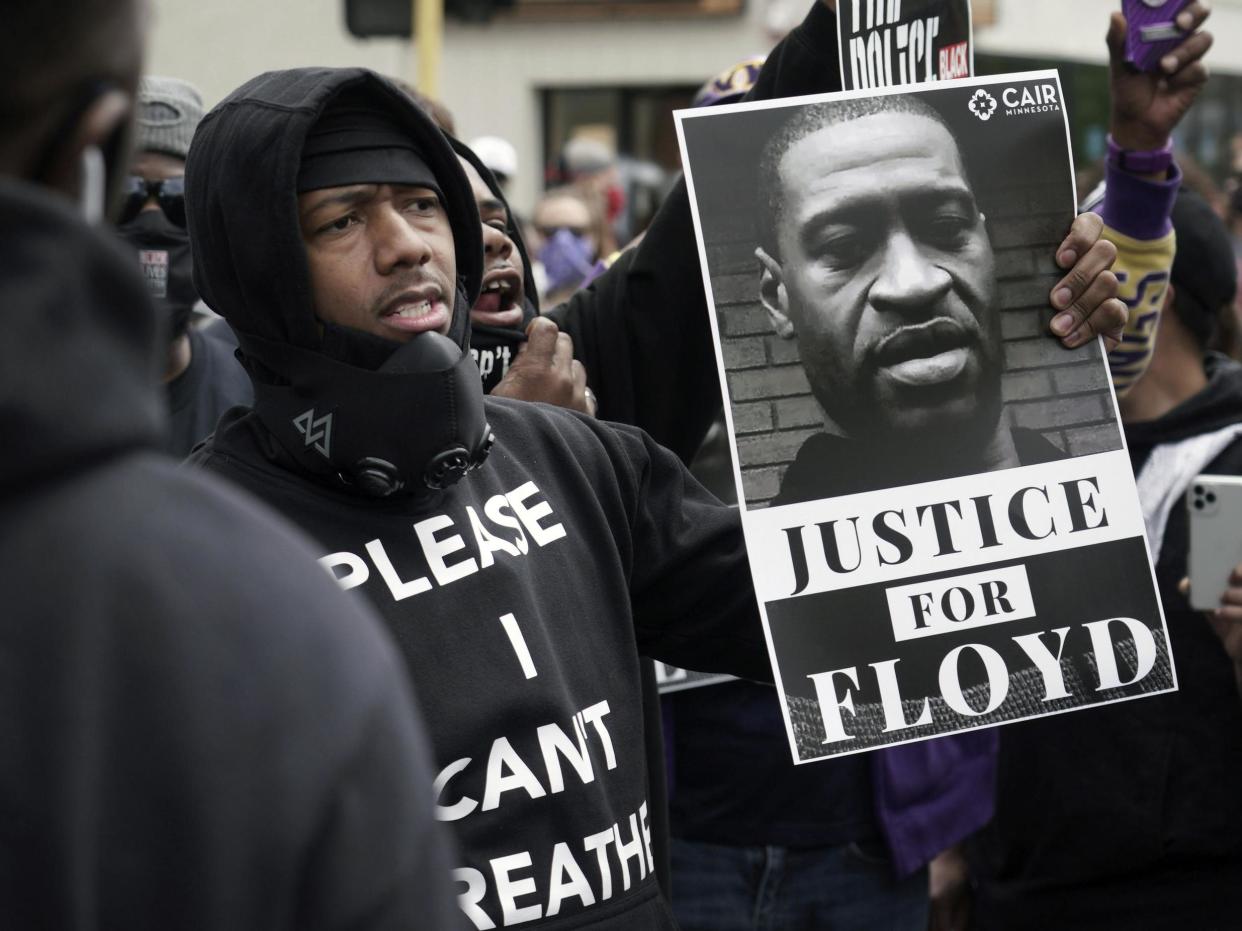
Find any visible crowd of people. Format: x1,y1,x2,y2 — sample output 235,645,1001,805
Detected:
4,0,1242,927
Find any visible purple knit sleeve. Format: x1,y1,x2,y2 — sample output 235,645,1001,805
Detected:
1096,160,1181,241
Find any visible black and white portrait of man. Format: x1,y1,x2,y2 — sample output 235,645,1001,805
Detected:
680,80,1122,508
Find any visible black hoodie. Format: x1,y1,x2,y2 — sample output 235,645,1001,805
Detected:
0,178,458,928
186,68,769,929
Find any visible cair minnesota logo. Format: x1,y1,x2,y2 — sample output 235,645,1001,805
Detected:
970,83,1062,122
968,89,998,122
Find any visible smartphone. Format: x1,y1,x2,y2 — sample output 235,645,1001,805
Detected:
1186,475,1242,611
1123,0,1192,72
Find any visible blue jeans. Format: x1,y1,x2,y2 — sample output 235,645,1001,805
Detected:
670,837,929,931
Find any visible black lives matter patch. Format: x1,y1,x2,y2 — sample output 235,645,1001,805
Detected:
139,249,169,300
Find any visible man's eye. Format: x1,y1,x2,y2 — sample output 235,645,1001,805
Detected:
922,214,973,248
811,232,869,269
485,219,508,233
404,196,440,215
317,214,358,235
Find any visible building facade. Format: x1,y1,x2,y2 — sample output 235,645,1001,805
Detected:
147,0,1242,213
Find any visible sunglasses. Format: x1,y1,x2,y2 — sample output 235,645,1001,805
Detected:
119,176,187,227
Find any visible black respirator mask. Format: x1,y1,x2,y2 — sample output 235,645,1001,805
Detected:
240,324,493,499
117,206,198,341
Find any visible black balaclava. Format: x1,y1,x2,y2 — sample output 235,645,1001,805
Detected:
117,209,198,342
185,68,488,499
451,137,539,395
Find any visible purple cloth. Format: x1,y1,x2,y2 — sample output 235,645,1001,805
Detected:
539,228,596,293
1097,160,1181,241
873,730,999,877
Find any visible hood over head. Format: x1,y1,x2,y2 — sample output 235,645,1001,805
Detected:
452,136,539,315
186,67,482,356
0,179,164,491
184,69,492,499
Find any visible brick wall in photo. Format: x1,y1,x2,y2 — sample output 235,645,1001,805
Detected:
707,174,1122,508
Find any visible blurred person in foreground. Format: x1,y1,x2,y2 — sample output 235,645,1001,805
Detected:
0,1,458,927
115,75,252,456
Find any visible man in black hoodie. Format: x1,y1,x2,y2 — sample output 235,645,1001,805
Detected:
186,66,771,930
1,1,459,927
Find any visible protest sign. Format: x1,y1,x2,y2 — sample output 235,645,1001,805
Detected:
837,0,974,90
675,72,1173,762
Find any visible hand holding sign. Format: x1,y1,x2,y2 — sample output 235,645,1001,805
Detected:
1050,213,1125,351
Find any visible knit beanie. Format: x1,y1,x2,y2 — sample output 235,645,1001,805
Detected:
134,76,205,160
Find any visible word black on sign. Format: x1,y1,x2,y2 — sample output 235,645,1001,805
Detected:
837,0,974,90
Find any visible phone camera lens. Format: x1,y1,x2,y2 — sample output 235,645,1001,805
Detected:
1208,493,1217,503
1194,500,1204,510
1194,485,1205,495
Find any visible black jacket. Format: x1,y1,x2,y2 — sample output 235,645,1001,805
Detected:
0,178,457,929
968,355,1242,929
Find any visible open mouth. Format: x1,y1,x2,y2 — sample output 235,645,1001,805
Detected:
378,289,450,337
873,318,977,388
471,267,524,328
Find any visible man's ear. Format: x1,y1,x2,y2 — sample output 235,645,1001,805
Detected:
756,246,795,339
